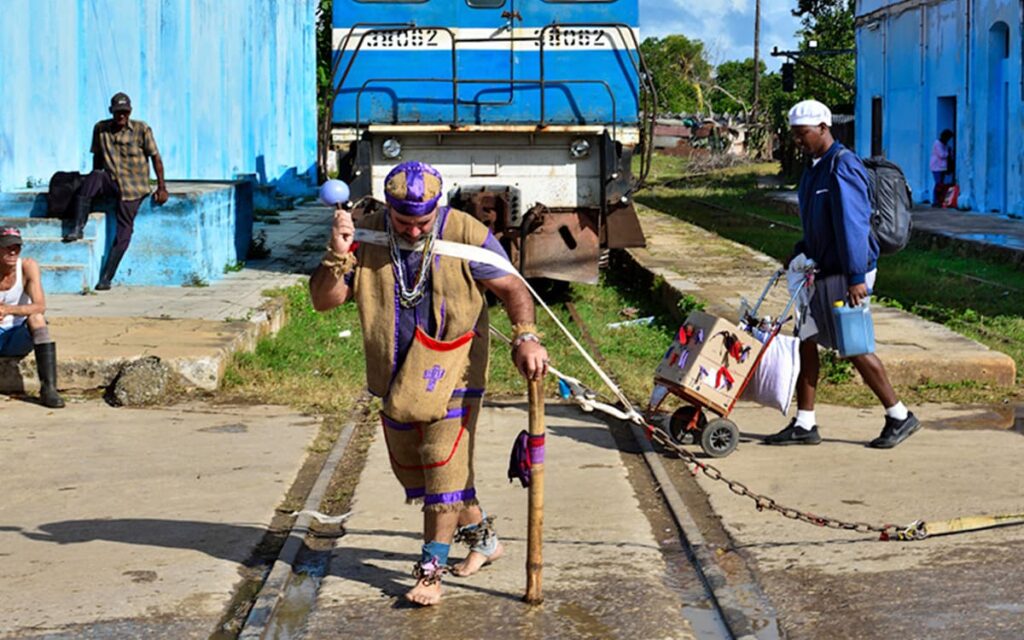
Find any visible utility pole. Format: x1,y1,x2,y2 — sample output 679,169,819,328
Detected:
752,0,761,120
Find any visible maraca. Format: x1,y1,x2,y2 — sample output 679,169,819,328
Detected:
319,179,350,207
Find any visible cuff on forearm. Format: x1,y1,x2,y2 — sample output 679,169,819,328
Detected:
848,273,866,286
322,246,358,279
511,323,540,339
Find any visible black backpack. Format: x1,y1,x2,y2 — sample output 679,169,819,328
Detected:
46,171,84,219
834,150,913,255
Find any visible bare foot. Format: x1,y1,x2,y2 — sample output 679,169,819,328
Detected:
404,577,443,606
452,541,504,577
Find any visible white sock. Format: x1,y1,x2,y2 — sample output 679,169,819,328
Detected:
794,410,816,430
885,402,909,421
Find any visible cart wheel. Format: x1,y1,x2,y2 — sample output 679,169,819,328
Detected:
701,418,739,458
669,406,707,444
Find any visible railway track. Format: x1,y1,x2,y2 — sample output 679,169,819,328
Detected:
227,292,778,639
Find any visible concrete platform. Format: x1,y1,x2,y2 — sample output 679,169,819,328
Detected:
306,403,706,639
628,205,1016,386
0,204,328,394
766,190,1024,266
0,400,320,638
695,400,1024,639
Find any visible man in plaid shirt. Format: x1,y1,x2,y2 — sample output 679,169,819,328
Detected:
65,92,168,290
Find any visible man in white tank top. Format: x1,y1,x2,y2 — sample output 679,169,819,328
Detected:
0,227,65,408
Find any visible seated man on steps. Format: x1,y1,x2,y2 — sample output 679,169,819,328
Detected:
64,92,169,291
0,227,65,408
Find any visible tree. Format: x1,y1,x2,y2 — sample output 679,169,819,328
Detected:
712,58,767,115
639,35,714,115
791,0,855,108
316,0,334,180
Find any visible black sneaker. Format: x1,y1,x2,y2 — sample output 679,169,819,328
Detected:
868,412,921,449
764,419,822,445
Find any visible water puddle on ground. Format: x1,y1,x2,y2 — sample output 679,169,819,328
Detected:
264,548,332,640
927,405,1024,434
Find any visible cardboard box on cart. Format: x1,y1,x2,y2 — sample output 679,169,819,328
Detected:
654,311,763,416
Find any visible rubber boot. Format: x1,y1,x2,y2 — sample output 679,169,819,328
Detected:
95,246,126,291
63,196,92,243
34,342,65,409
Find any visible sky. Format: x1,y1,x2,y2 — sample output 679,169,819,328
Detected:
638,0,804,72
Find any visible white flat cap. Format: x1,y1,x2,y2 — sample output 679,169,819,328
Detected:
788,100,832,127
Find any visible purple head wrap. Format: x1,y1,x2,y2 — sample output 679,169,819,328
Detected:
384,161,444,217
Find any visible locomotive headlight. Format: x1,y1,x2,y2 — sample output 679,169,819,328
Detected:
569,138,591,159
382,138,402,159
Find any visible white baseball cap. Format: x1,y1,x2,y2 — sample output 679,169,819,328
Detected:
788,100,832,127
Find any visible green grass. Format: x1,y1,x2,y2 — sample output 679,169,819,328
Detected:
634,154,1024,391
223,278,682,411
222,284,367,414
487,278,679,402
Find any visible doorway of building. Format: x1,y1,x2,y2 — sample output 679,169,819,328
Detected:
871,97,883,158
936,96,956,184
986,22,1010,213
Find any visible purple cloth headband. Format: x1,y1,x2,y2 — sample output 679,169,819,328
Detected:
384,161,443,217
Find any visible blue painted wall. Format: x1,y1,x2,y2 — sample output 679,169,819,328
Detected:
0,0,317,195
855,0,1023,214
331,0,641,125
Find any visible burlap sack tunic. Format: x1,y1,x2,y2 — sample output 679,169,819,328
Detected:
353,208,491,512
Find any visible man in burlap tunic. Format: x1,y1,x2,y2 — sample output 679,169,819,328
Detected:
310,161,548,606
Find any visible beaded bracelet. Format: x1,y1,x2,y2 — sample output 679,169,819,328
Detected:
511,332,541,352
511,323,542,352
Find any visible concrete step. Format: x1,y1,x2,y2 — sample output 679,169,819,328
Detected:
0,213,106,240
0,213,108,291
38,264,90,294
22,237,97,267
0,191,47,218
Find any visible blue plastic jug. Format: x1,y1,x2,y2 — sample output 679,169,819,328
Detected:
832,300,875,357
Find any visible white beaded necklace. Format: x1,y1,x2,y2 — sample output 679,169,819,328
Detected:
387,215,439,308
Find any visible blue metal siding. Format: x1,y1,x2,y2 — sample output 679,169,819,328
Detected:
0,0,317,194
856,0,1023,214
331,0,640,125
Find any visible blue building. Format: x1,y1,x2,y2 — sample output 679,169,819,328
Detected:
856,0,1022,214
0,0,317,292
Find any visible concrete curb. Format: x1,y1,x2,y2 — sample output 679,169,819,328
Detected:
239,415,359,639
619,207,1017,386
0,294,289,394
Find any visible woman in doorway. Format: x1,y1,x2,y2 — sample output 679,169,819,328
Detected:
930,129,954,205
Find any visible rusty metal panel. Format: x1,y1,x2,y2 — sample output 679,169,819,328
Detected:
604,201,646,249
513,208,600,283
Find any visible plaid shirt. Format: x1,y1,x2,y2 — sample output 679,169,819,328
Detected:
91,118,160,200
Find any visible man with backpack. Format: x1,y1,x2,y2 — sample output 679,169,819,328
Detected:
764,100,920,449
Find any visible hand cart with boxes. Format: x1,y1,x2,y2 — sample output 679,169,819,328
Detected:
646,269,812,457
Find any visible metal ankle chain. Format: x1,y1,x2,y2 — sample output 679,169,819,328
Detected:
454,515,496,549
412,557,449,585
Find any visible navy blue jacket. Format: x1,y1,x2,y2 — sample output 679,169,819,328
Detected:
793,142,878,285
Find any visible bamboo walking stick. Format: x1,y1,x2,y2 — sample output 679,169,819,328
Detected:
524,377,545,604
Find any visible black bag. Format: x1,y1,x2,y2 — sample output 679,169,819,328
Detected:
834,151,913,255
46,171,84,219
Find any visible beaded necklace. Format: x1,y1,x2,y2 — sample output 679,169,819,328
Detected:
387,214,439,308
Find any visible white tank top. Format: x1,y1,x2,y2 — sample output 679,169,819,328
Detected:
1,258,30,330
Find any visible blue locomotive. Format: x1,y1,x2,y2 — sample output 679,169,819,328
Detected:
330,0,653,283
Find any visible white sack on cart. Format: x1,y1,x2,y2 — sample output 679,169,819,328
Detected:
787,254,817,339
741,332,801,414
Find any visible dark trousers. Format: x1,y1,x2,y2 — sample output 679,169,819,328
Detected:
79,170,145,253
